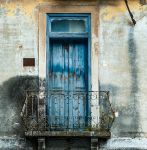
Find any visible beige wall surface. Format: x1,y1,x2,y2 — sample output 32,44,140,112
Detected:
99,0,147,137
0,0,147,149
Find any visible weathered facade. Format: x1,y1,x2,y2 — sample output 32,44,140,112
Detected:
0,0,147,149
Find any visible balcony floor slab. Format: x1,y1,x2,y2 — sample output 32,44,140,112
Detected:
25,130,111,138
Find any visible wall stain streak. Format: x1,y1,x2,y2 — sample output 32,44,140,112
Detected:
127,27,140,135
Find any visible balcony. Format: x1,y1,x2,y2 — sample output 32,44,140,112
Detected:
21,91,114,138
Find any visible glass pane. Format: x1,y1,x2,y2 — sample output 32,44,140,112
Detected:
51,19,86,33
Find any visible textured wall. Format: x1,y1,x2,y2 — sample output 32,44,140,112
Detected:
99,0,147,149
0,0,147,149
99,0,147,136
0,0,39,149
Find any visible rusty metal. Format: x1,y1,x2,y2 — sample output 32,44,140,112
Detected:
124,0,136,25
23,58,35,67
21,90,115,132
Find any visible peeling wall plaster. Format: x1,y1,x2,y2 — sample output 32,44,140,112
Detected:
0,0,147,149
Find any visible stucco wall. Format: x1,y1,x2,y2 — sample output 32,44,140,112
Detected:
99,0,147,137
99,0,147,149
0,0,147,149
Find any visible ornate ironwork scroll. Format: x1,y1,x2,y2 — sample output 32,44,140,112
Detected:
21,91,115,132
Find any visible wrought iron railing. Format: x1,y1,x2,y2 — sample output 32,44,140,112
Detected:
21,91,114,132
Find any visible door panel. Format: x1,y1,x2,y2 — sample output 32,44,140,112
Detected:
47,39,88,130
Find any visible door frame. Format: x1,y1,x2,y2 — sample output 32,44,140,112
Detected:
46,14,91,123
46,14,91,92
37,3,99,127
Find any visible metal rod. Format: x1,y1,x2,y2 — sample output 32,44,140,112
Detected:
124,0,136,25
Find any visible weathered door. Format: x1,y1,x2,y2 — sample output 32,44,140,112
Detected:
47,39,88,130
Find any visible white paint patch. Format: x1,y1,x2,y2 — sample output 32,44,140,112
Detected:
101,138,147,149
115,112,119,117
0,137,26,149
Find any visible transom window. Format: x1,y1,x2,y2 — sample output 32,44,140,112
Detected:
51,19,86,33
47,14,90,38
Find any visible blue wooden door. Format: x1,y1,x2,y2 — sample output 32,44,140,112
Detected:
47,39,88,130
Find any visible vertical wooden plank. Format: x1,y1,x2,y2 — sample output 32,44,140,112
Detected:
72,41,79,129
60,42,65,127
79,43,86,128
48,40,66,128
64,41,69,128
77,42,87,129
68,41,75,129
74,42,80,128
68,40,88,129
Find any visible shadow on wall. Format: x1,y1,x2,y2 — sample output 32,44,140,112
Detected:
125,26,140,136
0,76,39,136
3,76,39,106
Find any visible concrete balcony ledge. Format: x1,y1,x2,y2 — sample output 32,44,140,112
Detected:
25,130,111,138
